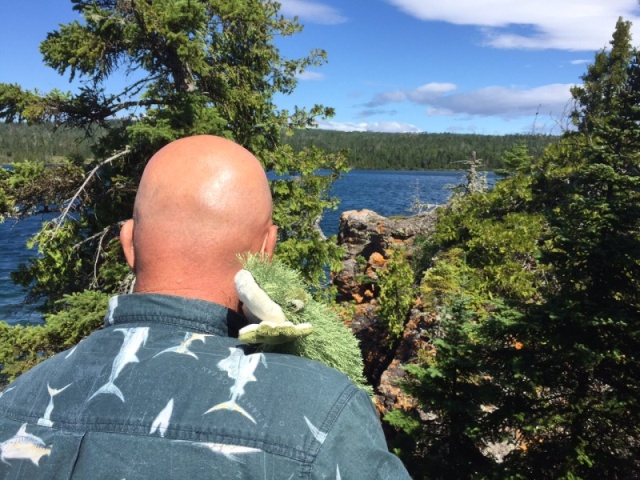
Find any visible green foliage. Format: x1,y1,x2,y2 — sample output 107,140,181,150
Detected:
0,167,14,221
0,291,109,386
3,159,85,217
386,296,498,480
514,17,640,477
0,122,95,164
378,246,415,341
2,121,559,172
266,144,348,286
495,142,534,178
391,18,640,479
430,173,548,304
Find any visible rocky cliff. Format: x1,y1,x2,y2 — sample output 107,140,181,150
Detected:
332,209,437,419
334,209,521,462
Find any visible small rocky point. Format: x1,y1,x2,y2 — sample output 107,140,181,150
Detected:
332,209,437,418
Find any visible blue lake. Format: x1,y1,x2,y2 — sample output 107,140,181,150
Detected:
320,169,466,236
0,170,470,324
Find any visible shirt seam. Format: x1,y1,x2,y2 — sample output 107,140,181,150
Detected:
300,382,361,476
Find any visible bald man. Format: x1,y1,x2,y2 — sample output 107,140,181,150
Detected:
0,136,410,479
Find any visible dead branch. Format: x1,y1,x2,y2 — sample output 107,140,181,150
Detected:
52,148,130,237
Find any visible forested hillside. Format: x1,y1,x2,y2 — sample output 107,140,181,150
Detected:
0,123,95,163
0,122,556,170
286,129,557,170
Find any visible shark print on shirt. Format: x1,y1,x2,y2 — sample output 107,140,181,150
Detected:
88,327,149,403
37,383,72,427
204,347,266,424
64,344,78,359
150,398,174,437
0,424,51,466
192,441,262,462
304,416,327,444
0,387,14,400
153,333,213,360
106,296,119,325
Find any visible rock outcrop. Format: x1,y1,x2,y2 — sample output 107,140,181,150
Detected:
333,209,436,304
332,209,438,418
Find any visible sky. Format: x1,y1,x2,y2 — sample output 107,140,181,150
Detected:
1,0,640,135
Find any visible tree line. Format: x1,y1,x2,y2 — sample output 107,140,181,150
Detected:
0,121,557,171
0,123,95,164
285,129,557,170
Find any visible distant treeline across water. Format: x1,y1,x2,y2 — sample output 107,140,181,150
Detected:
0,123,557,170
286,129,557,170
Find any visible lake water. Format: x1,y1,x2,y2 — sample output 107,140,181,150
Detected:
319,170,466,236
0,170,469,324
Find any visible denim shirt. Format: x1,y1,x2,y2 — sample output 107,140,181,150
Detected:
0,294,410,479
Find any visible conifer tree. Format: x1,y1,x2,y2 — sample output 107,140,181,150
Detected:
517,17,640,477
0,0,346,381
389,18,640,478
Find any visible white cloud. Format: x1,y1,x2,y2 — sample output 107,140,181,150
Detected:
426,107,455,117
385,0,640,51
318,120,421,133
278,0,347,25
415,82,458,94
367,83,458,107
356,108,399,118
435,84,573,118
367,83,574,119
297,71,325,81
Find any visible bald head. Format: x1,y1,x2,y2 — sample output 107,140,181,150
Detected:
120,135,277,310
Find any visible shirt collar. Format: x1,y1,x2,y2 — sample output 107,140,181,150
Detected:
103,293,245,337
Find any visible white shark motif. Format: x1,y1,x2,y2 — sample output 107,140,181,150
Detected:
0,423,51,466
194,441,262,463
0,387,15,400
88,327,149,403
37,383,72,427
65,344,78,359
106,296,119,325
150,398,174,437
204,347,266,424
153,333,212,360
304,416,327,444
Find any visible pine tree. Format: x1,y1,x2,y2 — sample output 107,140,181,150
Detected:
476,17,640,478
0,0,346,381
516,17,640,477
389,18,640,478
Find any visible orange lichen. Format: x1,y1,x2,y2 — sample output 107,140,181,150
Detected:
369,252,386,268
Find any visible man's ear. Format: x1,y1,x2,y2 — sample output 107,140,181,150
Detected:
120,219,136,270
260,224,278,259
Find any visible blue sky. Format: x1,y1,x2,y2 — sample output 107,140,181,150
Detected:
2,0,640,135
